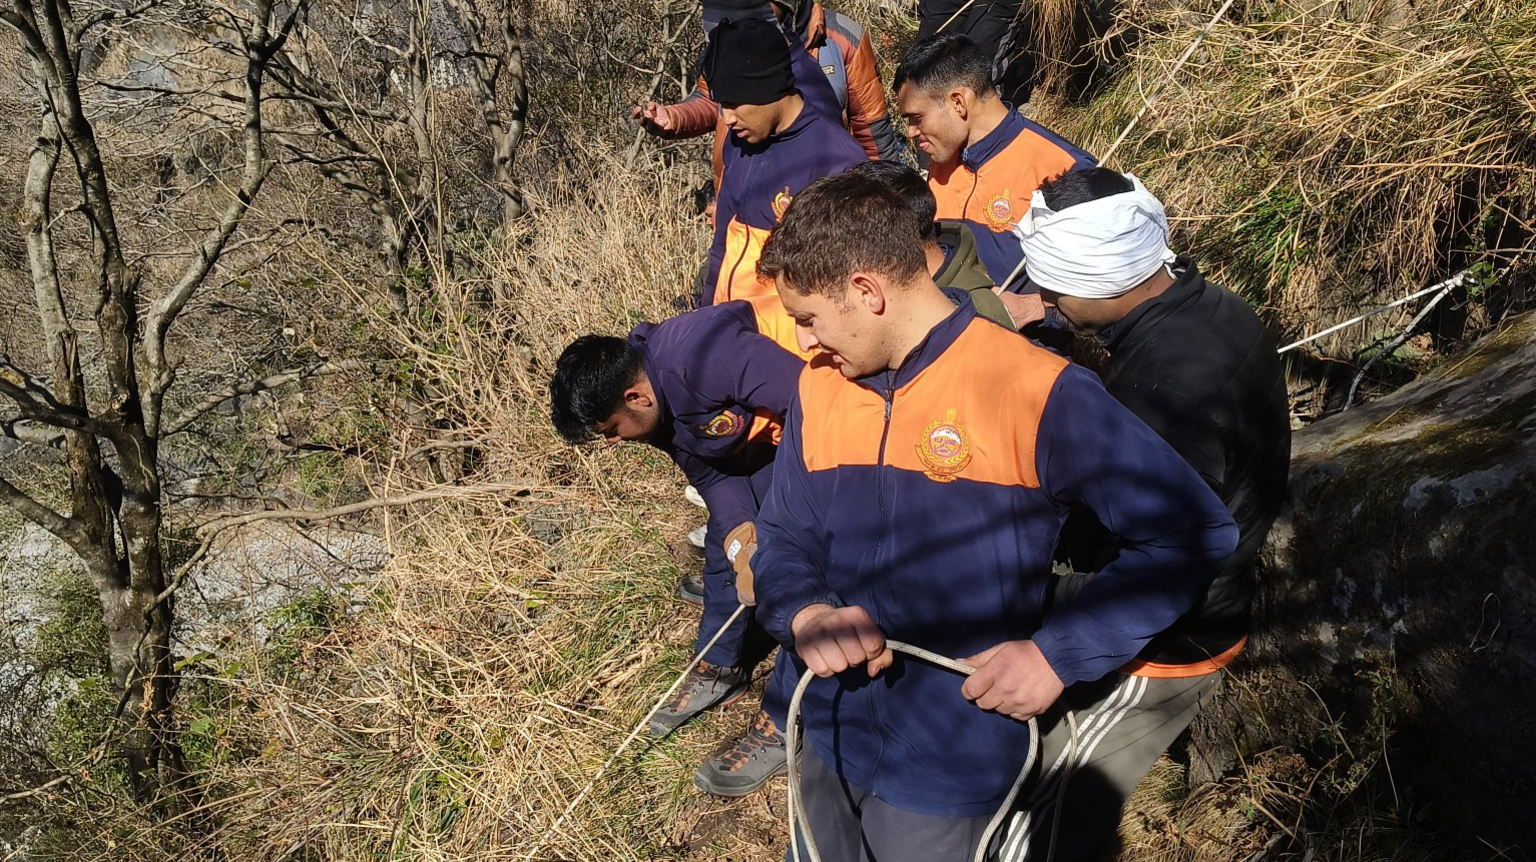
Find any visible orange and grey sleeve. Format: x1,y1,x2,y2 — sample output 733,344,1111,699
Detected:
661,74,719,139
843,31,904,162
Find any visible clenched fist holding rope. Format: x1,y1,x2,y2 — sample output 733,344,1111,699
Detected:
960,640,1065,722
790,604,895,678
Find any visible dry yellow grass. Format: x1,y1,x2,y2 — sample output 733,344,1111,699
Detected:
73,162,795,862
1032,0,1536,355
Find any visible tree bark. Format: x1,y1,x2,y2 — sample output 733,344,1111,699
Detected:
2,0,288,805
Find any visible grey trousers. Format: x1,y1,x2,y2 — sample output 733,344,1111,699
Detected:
787,745,994,862
989,671,1222,862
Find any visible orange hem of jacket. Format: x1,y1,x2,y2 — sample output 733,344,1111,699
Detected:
1123,636,1247,679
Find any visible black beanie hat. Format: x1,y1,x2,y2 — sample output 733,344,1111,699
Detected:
702,17,797,106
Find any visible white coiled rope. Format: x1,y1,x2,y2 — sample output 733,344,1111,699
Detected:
785,640,1079,862
533,604,1080,862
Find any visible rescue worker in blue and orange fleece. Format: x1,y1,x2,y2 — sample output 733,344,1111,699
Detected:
547,302,803,799
698,16,868,355
632,0,904,193
748,170,1237,860
895,34,1095,331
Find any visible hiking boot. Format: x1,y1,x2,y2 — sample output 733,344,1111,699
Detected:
693,710,787,797
647,661,748,738
687,524,708,549
675,573,705,606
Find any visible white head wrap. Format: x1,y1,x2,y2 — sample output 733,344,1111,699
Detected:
1012,173,1176,299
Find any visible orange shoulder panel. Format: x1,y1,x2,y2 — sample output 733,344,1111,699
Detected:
797,358,887,473
928,162,973,221
969,133,1083,232
746,292,814,361
796,319,1068,486
881,321,1066,487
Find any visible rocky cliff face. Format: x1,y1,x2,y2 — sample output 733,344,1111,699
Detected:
1190,312,1536,852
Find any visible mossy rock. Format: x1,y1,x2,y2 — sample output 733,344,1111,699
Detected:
1189,311,1536,853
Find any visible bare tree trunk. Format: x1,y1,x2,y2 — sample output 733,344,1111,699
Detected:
2,0,292,804
442,0,528,225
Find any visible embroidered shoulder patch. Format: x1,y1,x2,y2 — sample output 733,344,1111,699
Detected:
984,190,1014,232
702,411,746,438
915,408,972,482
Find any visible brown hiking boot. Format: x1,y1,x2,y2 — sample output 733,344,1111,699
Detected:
693,709,787,797
647,660,748,738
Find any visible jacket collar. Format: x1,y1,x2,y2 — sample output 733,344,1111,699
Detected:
855,287,976,394
1096,258,1203,354
959,106,1023,172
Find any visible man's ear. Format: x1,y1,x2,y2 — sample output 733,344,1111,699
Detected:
948,87,970,119
622,385,653,409
847,271,887,315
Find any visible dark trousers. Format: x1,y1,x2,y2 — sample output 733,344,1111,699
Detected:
991,672,1221,862
790,745,994,862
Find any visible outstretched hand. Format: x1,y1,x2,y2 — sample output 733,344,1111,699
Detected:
960,640,1064,722
790,604,894,679
629,101,676,135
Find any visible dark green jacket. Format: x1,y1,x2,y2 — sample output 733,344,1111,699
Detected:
932,220,1014,328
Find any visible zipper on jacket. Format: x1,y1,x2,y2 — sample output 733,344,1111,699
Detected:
874,370,894,533
722,240,748,302
866,370,896,789
870,372,894,603
959,167,980,222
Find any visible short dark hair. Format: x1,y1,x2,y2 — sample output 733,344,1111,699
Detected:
1039,168,1134,211
848,160,938,243
757,171,927,297
893,34,994,99
548,335,644,444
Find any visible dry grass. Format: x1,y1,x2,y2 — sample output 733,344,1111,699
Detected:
1035,0,1536,356
33,162,790,862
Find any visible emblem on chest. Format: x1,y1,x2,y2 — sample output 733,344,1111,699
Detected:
702,411,747,438
984,189,1014,232
771,186,793,223
916,408,972,482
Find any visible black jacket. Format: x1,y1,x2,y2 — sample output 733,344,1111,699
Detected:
1056,260,1291,665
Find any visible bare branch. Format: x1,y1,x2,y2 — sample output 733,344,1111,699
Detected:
76,0,164,38
0,473,88,554
194,482,539,539
0,363,115,439
0,419,65,449
162,360,368,436
143,0,289,435
149,482,546,610
1,773,71,803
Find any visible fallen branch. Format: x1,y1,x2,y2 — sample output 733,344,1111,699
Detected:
191,480,537,539
1,773,71,803
163,360,369,436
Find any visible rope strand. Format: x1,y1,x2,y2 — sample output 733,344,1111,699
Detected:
520,603,748,861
